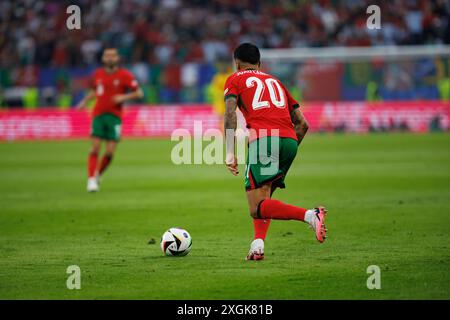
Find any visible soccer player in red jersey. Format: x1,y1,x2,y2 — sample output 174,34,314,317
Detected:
224,43,328,260
77,47,143,192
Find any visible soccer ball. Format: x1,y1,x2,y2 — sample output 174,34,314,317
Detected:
160,228,192,256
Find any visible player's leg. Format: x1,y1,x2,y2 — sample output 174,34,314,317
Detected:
87,136,102,192
98,114,121,178
246,183,272,260
248,184,307,221
98,140,117,176
252,219,271,244
248,137,327,243
246,183,325,259
246,136,292,260
244,138,276,259
249,185,327,243
246,136,288,249
248,183,272,242
250,173,278,246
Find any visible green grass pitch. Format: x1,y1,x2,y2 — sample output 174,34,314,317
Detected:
0,133,449,299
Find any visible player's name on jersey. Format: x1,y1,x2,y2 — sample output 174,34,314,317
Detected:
236,69,268,76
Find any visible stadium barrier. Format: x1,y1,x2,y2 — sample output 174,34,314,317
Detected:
0,102,449,141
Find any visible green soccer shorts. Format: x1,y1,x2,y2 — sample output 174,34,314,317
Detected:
91,113,122,141
244,136,298,191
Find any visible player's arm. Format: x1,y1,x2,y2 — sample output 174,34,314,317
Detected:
282,83,309,146
76,89,96,110
290,107,309,147
112,87,144,104
224,96,239,176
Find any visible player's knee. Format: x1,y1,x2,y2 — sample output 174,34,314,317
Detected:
249,207,258,218
249,200,265,218
90,146,100,154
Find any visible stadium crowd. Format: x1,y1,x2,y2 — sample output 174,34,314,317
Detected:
1,0,449,67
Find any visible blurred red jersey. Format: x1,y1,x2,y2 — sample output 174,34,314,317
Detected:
91,68,139,118
224,69,299,142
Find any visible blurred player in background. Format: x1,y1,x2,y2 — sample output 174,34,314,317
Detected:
210,58,233,130
224,43,328,260
77,47,143,192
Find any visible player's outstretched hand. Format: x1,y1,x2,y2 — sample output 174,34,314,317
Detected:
225,154,239,176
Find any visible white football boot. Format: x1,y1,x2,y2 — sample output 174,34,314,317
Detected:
305,207,328,243
87,177,99,192
246,238,265,260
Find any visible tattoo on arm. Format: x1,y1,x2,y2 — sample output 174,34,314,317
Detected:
290,108,309,146
224,97,238,155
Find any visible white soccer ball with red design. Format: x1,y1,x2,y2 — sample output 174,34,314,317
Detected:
160,228,192,256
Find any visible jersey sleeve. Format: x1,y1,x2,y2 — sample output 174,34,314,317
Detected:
124,70,139,90
223,75,238,101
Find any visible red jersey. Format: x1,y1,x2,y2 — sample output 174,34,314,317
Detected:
224,69,299,142
91,67,139,118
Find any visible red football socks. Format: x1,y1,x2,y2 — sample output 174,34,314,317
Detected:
253,218,271,240
99,154,113,175
258,199,306,221
88,152,98,178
